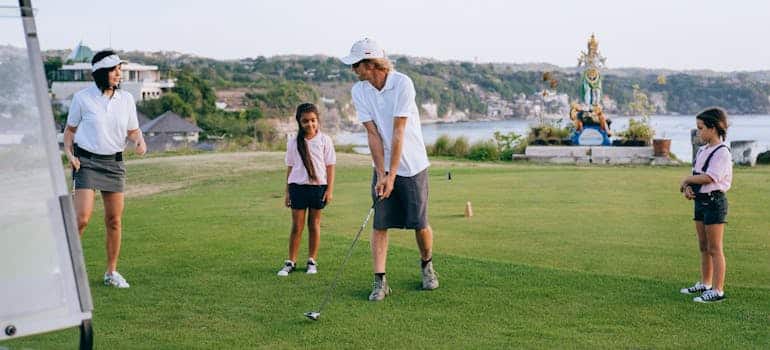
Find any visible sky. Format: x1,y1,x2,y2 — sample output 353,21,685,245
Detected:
1,0,769,71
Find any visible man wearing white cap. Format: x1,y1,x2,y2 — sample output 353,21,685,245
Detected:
63,50,146,288
341,38,439,301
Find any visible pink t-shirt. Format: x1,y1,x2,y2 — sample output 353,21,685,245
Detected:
285,132,336,185
692,142,732,193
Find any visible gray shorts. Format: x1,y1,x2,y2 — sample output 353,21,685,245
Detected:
371,168,429,230
73,156,126,193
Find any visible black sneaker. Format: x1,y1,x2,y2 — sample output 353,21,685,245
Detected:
680,281,711,295
694,290,725,303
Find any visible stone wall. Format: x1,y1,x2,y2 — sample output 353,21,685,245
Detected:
523,146,677,165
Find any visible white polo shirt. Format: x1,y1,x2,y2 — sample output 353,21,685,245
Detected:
66,84,139,155
351,71,430,177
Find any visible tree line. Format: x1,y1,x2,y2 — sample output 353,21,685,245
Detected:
44,52,770,142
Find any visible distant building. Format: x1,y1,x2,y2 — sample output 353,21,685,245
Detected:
136,111,151,127
50,42,175,105
51,62,175,104
56,110,202,152
140,111,203,153
141,111,202,142
67,41,93,63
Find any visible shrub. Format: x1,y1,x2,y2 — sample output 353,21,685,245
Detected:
620,117,655,142
511,141,528,155
493,131,522,161
499,148,515,161
758,151,770,164
450,137,470,158
432,134,452,156
468,140,499,161
334,144,356,153
527,122,571,145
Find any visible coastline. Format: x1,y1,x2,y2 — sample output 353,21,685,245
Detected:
333,115,770,163
336,113,767,136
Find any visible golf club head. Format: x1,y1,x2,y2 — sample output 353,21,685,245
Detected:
304,311,320,321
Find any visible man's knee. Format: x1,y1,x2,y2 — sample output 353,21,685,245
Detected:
371,230,388,245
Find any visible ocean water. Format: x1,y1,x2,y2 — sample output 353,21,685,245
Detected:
335,115,770,163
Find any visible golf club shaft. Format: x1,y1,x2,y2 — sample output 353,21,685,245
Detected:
316,205,375,313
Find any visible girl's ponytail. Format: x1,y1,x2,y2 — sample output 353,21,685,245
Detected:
295,103,319,181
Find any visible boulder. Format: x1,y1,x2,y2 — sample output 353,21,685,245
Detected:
730,140,762,166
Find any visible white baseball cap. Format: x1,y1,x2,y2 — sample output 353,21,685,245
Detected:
340,38,385,65
92,54,126,71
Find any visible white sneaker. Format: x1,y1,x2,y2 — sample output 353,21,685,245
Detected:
694,289,726,303
421,261,439,290
277,260,295,276
306,258,317,274
103,271,130,288
680,281,711,294
368,276,391,301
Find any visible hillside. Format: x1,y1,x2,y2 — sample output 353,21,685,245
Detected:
43,49,770,139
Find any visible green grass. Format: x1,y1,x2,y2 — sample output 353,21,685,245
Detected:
5,154,770,349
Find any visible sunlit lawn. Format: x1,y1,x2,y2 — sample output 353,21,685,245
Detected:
6,153,770,349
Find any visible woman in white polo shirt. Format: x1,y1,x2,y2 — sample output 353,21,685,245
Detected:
63,50,146,288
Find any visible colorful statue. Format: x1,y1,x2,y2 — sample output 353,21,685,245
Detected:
581,68,602,106
569,103,611,135
577,33,606,69
569,34,611,146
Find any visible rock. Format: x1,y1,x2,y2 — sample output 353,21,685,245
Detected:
730,140,762,166
691,129,706,163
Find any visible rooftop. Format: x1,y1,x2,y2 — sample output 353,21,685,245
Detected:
59,62,159,72
141,111,202,133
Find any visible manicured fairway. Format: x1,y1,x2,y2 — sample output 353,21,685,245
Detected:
6,153,770,349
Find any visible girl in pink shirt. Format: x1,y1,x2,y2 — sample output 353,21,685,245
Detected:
679,107,732,303
277,103,336,276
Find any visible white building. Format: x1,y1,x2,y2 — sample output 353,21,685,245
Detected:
51,62,175,104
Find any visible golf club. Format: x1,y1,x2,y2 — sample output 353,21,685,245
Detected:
304,202,376,321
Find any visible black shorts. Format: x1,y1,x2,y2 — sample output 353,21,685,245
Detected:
288,184,327,210
371,168,429,230
693,191,728,225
